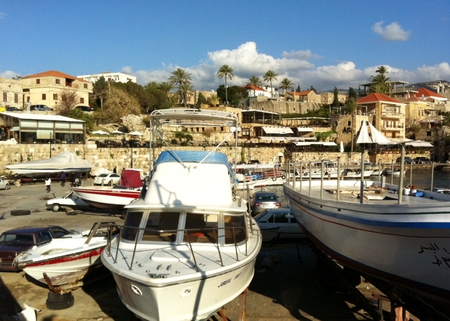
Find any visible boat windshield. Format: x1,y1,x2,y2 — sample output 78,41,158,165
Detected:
121,210,246,244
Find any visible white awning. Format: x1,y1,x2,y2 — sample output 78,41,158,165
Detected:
406,140,433,147
258,136,286,141
285,137,316,141
297,127,313,132
293,142,337,147
263,127,293,134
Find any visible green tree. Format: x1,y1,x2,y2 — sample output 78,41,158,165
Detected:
348,87,357,100
263,70,278,98
180,81,194,107
92,76,109,109
209,94,220,106
279,78,293,100
174,131,193,146
196,92,207,108
345,97,358,152
68,108,94,132
216,65,234,105
217,85,248,106
369,65,390,94
246,76,263,97
168,68,192,107
333,87,340,106
309,85,317,93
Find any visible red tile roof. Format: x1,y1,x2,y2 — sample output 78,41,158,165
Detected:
357,93,403,104
414,87,446,99
22,70,77,80
243,84,266,91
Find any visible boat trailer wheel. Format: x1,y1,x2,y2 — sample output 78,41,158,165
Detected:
46,291,74,310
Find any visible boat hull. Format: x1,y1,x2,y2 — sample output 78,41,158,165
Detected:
283,181,450,304
72,187,141,209
16,235,108,286
108,259,256,321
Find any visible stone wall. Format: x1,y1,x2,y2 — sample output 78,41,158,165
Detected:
1,143,425,176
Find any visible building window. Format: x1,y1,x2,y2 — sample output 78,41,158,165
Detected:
80,97,85,104
42,94,46,100
84,84,88,89
2,92,7,102
53,94,58,100
36,79,40,84
14,93,18,103
55,79,60,85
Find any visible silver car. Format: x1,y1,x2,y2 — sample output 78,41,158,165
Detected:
254,208,304,239
93,173,121,186
250,191,281,216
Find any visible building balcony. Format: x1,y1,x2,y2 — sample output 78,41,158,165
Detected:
381,126,403,131
381,112,403,119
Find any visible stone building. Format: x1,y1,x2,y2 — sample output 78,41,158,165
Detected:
20,70,92,110
0,78,23,109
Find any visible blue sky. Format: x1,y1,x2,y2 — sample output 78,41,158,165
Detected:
0,0,449,92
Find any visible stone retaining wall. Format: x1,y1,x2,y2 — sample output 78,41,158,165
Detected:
0,143,422,176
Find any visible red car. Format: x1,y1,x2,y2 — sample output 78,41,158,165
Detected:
0,226,74,271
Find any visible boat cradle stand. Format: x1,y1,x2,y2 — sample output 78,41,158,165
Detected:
210,288,248,321
42,273,79,310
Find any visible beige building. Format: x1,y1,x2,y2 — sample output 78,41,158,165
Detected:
0,78,23,109
20,70,92,110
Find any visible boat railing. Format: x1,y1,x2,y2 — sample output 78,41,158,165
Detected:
104,225,248,271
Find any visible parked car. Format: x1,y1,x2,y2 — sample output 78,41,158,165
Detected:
414,157,431,164
46,191,90,212
30,104,53,111
396,156,414,164
0,177,10,190
93,173,121,186
103,139,122,147
75,105,93,112
250,191,281,216
6,107,22,112
254,208,304,239
0,226,75,271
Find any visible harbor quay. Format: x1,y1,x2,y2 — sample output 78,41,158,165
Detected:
0,182,418,321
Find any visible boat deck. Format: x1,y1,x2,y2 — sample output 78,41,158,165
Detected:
287,179,450,206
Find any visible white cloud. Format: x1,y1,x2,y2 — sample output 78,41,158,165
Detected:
372,21,411,41
124,42,449,92
0,70,18,78
282,49,321,60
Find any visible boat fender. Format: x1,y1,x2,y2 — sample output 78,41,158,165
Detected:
356,169,361,174
272,177,277,181
324,172,328,176
281,175,285,179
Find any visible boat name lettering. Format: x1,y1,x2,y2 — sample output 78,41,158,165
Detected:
218,279,231,288
234,272,241,280
419,243,450,269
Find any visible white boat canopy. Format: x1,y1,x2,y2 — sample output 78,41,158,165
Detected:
262,127,293,134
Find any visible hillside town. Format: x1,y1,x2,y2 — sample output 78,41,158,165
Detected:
0,68,450,172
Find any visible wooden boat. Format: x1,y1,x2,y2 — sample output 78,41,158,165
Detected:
101,109,262,321
15,222,114,288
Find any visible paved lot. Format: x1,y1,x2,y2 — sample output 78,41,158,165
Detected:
0,181,391,321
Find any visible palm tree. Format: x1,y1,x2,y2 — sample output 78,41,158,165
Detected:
168,68,192,106
246,76,263,97
370,65,390,94
158,82,175,94
279,78,293,100
263,70,278,98
180,81,194,108
216,65,234,105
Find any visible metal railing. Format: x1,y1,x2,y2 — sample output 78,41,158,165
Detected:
104,225,249,271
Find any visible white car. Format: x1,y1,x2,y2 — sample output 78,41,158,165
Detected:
254,208,304,239
0,178,10,190
93,173,121,186
46,192,90,212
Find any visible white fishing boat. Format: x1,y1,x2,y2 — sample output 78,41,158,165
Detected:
234,163,285,189
72,169,143,209
283,121,449,313
15,222,114,287
101,108,262,321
